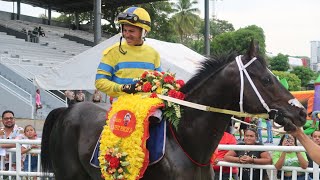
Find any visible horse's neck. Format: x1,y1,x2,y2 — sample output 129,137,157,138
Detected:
173,108,231,165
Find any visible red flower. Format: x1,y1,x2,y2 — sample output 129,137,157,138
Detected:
142,82,152,92
109,157,120,169
175,91,185,100
168,90,185,100
141,71,149,78
176,80,185,87
164,75,175,84
168,89,177,97
153,71,160,77
150,93,158,98
105,154,112,161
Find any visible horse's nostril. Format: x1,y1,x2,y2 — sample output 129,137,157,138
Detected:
300,109,307,118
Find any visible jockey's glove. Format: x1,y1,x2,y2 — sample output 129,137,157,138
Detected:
122,84,138,94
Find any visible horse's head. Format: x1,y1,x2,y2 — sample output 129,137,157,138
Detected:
221,40,306,131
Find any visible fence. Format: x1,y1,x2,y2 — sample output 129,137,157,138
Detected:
216,145,319,180
0,139,53,180
0,140,319,180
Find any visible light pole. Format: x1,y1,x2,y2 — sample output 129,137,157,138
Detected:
204,0,210,57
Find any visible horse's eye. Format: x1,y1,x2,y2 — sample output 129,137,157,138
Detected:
262,77,272,86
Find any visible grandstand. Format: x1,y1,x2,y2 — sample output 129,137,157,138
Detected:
0,12,107,119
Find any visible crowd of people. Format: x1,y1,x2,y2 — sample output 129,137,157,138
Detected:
0,110,39,179
211,123,320,180
64,89,103,106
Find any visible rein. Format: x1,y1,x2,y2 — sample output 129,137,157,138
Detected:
157,94,269,119
169,123,211,167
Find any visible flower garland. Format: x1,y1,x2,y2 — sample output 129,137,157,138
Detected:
135,71,185,129
99,94,163,180
102,143,129,179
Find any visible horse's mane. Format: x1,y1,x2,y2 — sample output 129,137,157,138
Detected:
181,51,237,95
181,51,267,95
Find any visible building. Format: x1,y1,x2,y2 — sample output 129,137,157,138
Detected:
310,41,320,71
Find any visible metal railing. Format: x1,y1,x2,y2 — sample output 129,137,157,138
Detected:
0,140,319,180
0,139,53,180
0,75,32,103
215,144,319,180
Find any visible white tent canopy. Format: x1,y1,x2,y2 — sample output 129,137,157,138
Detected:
35,34,205,90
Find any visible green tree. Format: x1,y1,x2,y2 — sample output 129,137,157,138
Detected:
211,25,266,56
141,2,178,42
171,0,201,43
272,70,301,91
269,53,290,71
53,13,73,23
199,18,234,38
39,14,47,19
291,66,315,87
52,12,90,25
189,39,205,54
190,18,234,55
101,7,126,35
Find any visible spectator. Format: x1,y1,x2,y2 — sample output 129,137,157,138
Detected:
64,90,75,106
256,118,263,144
38,26,45,37
211,127,238,180
272,134,309,180
311,111,320,129
92,89,102,103
32,27,39,36
75,90,85,102
0,110,24,170
238,117,249,141
307,130,320,179
290,127,320,165
265,119,273,144
21,125,39,179
35,89,42,113
224,128,271,180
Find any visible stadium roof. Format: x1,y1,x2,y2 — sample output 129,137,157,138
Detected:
2,0,165,12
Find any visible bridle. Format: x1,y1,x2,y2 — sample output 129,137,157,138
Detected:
235,55,282,120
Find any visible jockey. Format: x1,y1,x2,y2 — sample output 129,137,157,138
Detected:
93,7,165,166
95,6,162,120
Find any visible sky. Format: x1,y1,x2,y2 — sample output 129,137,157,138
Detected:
0,0,319,57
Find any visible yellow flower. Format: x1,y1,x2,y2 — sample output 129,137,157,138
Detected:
99,94,163,180
156,87,163,94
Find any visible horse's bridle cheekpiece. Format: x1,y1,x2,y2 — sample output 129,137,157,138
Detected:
235,55,285,121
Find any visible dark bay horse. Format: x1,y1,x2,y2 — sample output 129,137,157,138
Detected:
41,41,306,180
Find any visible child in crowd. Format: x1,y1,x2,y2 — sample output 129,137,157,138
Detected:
35,89,42,113
21,125,39,179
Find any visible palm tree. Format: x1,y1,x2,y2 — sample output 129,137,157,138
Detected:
171,0,200,43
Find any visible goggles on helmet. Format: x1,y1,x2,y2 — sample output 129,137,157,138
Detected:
118,12,151,27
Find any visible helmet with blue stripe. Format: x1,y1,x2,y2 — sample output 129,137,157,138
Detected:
117,7,151,32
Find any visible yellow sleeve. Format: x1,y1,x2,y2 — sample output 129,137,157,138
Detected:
95,45,124,97
155,51,161,71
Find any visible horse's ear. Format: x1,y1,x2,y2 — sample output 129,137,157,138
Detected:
247,39,260,59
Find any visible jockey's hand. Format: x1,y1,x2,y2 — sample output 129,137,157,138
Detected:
122,84,138,94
